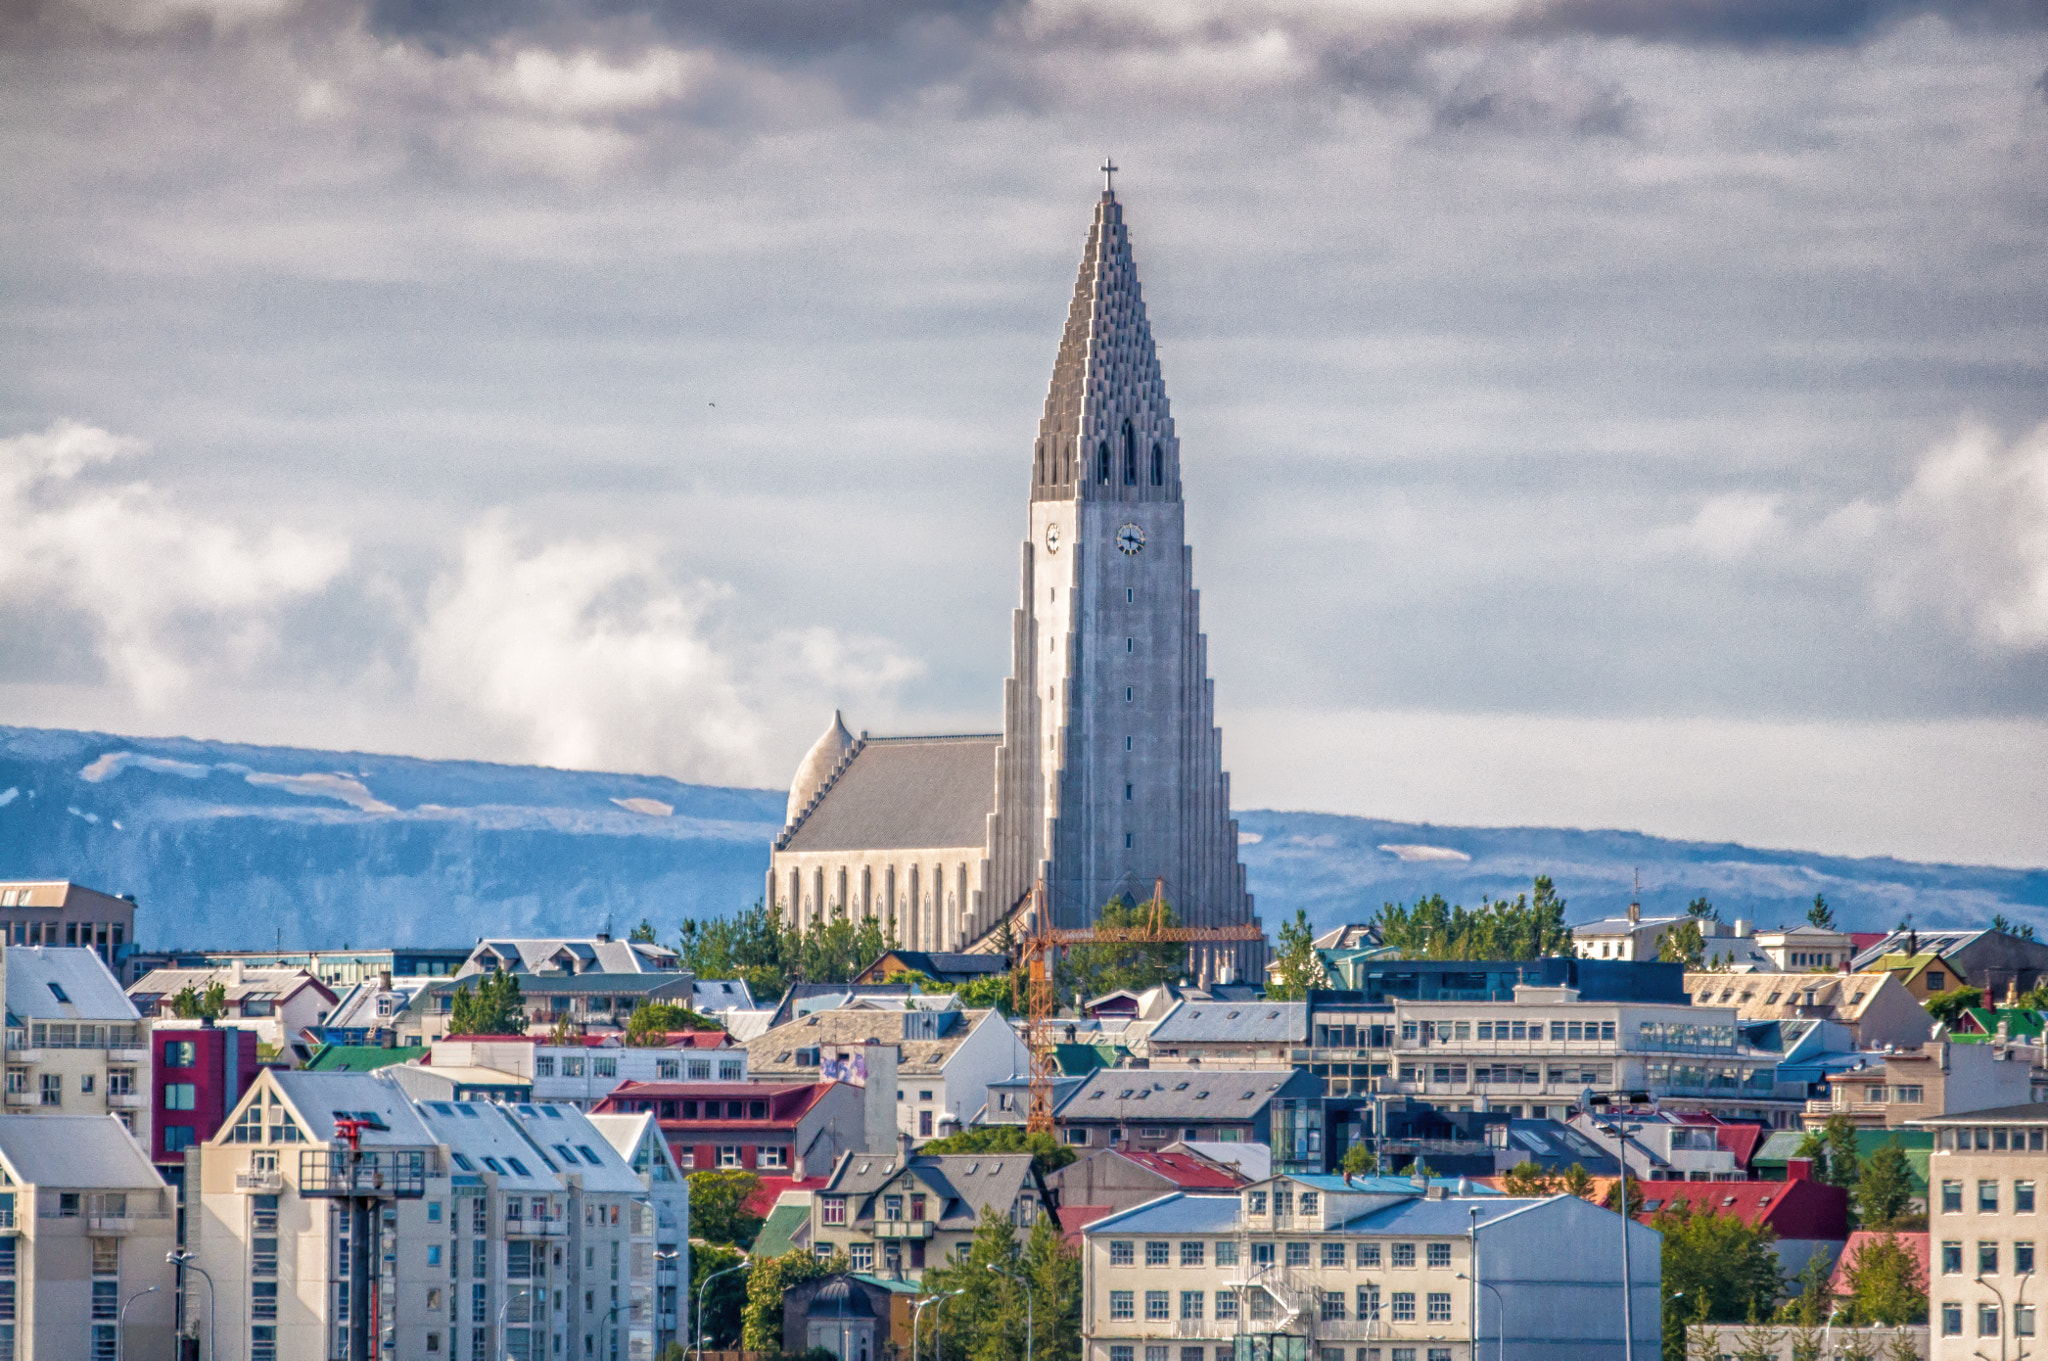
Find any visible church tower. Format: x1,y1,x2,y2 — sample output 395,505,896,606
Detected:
981,176,1264,980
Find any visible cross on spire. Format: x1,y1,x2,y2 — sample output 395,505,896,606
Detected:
1102,158,1118,194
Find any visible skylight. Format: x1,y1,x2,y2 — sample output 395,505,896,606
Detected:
46,983,67,1003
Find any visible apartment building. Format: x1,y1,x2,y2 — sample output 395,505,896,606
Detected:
2,946,153,1150
0,883,136,980
1685,970,1933,1051
1079,1174,1660,1361
0,1114,179,1360
1915,1102,2048,1361
1141,1002,1304,1068
807,1150,1052,1284
589,1111,690,1354
1804,1040,2047,1130
129,965,337,1055
1856,927,2048,999
184,1069,659,1361
1051,1067,1327,1161
1752,924,1858,971
458,938,683,977
420,1034,747,1107
124,947,471,991
592,1079,874,1176
746,1004,1027,1143
153,1018,262,1166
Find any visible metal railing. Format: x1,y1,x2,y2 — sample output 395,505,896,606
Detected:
297,1149,427,1198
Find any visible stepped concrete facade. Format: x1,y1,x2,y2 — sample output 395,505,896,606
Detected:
770,183,1265,983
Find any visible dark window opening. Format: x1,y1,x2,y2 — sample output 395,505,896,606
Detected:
1152,444,1163,485
1123,422,1137,485
1097,442,1111,484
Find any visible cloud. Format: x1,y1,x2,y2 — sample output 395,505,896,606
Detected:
0,421,349,710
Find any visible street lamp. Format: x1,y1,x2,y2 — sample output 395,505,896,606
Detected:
498,1282,540,1361
117,1285,159,1361
696,1262,749,1361
932,1288,964,1361
166,1251,214,1361
989,1263,1035,1361
1454,1276,1504,1361
1582,1093,1644,1361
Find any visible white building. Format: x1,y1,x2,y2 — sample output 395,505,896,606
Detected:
394,1035,749,1108
0,1114,179,1360
1572,909,1777,969
589,1112,690,1354
1915,1101,2048,1360
1751,924,1859,973
2,946,153,1147
458,938,681,978
184,1068,662,1361
128,964,336,1056
1079,1174,1660,1361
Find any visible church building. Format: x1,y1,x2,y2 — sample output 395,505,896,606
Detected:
769,178,1267,984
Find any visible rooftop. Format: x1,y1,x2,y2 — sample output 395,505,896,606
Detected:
778,734,999,853
0,1114,164,1190
7,946,140,1021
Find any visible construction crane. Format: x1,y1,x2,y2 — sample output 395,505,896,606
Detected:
1012,878,1265,1134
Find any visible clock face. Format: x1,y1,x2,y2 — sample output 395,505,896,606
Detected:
1045,523,1062,554
1117,523,1145,556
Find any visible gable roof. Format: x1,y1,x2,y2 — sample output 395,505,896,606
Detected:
1634,1177,1849,1237
747,1008,1001,1076
753,1201,814,1259
7,946,140,1021
1952,1007,2048,1042
1057,1067,1298,1122
0,1114,165,1190
1165,1140,1272,1181
128,966,334,1008
305,1044,426,1072
1829,1230,1929,1299
823,1151,1039,1228
1685,972,1909,1027
1147,1000,1304,1044
856,951,1011,983
1083,1191,1243,1235
1865,952,1965,987
777,734,999,853
1115,1149,1249,1189
259,1069,439,1147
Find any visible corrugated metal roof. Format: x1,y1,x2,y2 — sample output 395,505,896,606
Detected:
780,735,998,852
0,1114,165,1190
1082,1191,1242,1235
1148,1000,1304,1044
497,1102,647,1194
1341,1195,1549,1235
1060,1067,1289,1121
6,946,139,1021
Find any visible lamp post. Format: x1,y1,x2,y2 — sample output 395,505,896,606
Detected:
117,1284,159,1361
497,1283,539,1361
166,1250,214,1361
1582,1093,1643,1361
933,1288,963,1361
989,1263,1035,1361
696,1262,748,1361
911,1293,943,1361
1455,1276,1505,1361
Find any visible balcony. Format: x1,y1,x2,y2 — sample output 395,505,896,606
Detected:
88,1214,137,1234
297,1149,427,1199
106,1091,146,1109
110,1048,149,1065
507,1216,569,1238
873,1220,935,1240
2,1091,31,1107
236,1171,286,1193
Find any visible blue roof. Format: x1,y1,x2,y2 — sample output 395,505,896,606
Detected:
1280,1174,1503,1196
1083,1192,1242,1235
1338,1196,1552,1235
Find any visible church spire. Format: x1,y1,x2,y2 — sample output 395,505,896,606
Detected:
1031,181,1180,503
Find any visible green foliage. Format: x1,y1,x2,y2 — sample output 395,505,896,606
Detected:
674,900,896,1000
1658,920,1709,968
954,971,1019,1015
1338,1143,1378,1181
690,1244,748,1350
1807,894,1836,929
1058,899,1187,1003
1991,913,2036,941
742,1249,847,1350
883,968,935,989
1371,876,1573,961
1731,1320,1785,1361
449,969,527,1035
1656,1199,1783,1361
629,917,657,943
921,1210,1081,1361
1792,1129,1829,1185
688,1169,765,1248
1502,1160,1559,1196
1924,984,1984,1027
1856,1139,1914,1229
1775,1254,1834,1327
1842,1233,1927,1326
1822,1113,1862,1199
1602,1178,1645,1216
624,1000,722,1045
1265,909,1331,1000
1686,896,1720,923
1561,1163,1595,1200
170,981,227,1020
918,1124,1076,1177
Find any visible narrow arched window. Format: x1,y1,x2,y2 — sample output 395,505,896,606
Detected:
1123,421,1137,485
1151,443,1163,486
1097,441,1110,484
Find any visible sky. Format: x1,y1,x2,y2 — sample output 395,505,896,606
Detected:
3,0,2047,868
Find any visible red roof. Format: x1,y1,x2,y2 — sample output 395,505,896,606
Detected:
1713,1124,1766,1169
1636,1177,1850,1241
1118,1150,1249,1189
747,1176,829,1218
1829,1231,1929,1299
1056,1204,1118,1243
591,1080,836,1128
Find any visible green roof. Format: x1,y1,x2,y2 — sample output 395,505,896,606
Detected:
1950,1008,2048,1043
1754,1128,1932,1195
1052,1043,1125,1076
751,1203,812,1261
304,1044,426,1073
852,1274,922,1294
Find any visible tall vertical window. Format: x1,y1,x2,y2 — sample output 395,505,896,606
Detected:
1097,442,1111,484
1152,444,1163,485
1123,422,1137,485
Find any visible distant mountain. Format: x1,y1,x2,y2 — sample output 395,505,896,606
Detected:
1,725,2042,949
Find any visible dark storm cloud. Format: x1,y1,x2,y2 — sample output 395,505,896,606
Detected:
361,0,1018,57
1515,0,2048,46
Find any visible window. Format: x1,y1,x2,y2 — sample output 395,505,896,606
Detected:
1182,1291,1205,1320
253,1282,279,1320
1426,1243,1451,1269
1123,423,1137,485
1182,1242,1205,1267
1215,1242,1238,1266
1111,1292,1134,1321
1322,1242,1346,1267
1944,1242,1964,1275
1391,1293,1416,1323
164,1040,196,1068
1111,1241,1134,1266
162,1125,197,1153
1356,1243,1380,1268
1427,1293,1451,1324
1247,1290,1275,1321
592,1058,616,1078
821,1197,846,1226
1112,1349,1133,1361
849,1244,873,1272
1982,1243,2001,1276
1097,443,1111,484
759,1146,788,1170
1944,1302,1963,1336
1214,1290,1239,1321
1320,1291,1345,1321
2022,1243,2038,1275
2020,1304,2038,1338
1392,1243,1416,1269
535,1057,555,1077
2022,1181,2038,1214
1252,1243,1274,1267
1984,1181,2002,1214
1147,1241,1170,1266
253,1237,279,1277
38,1074,58,1106
1286,1242,1311,1266
165,1083,197,1111
719,1060,743,1081
1355,1287,1379,1321
1982,1302,2001,1337
1944,1181,1964,1214
1152,444,1163,486
717,1147,741,1168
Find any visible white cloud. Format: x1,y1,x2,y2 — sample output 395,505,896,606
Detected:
491,48,700,118
0,421,349,710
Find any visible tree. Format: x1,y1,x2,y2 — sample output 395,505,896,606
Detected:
1992,913,2037,942
1686,896,1720,923
1856,1139,1914,1229
1924,984,1984,1028
449,969,526,1035
1823,1113,1861,1199
1561,1163,1596,1201
919,1208,1081,1361
1807,894,1836,929
1776,1253,1834,1328
1656,1199,1782,1359
690,1244,748,1350
1730,1319,1785,1361
1603,1178,1645,1216
1265,909,1331,1000
1059,898,1189,1003
1791,1129,1829,1185
624,1000,721,1045
1658,920,1709,969
1842,1233,1927,1326
1339,1143,1378,1182
742,1248,847,1349
170,981,227,1020
688,1169,764,1248
955,971,1019,1014
1371,876,1573,960
1502,1160,1559,1196
918,1124,1076,1177
629,917,657,943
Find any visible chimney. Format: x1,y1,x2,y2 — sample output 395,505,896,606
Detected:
1626,900,1640,926
230,960,245,986
380,969,393,992
898,1131,914,1159
1733,919,1752,939
1786,1157,1813,1182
